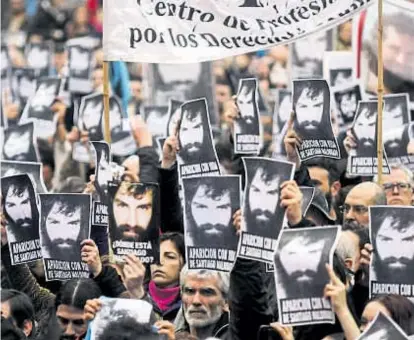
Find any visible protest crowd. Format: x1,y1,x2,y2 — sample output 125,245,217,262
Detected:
1,0,414,339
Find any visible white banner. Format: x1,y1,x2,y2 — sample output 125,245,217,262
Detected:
103,0,374,64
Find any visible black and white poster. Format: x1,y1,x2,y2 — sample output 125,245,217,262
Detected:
274,226,341,326
1,45,11,89
39,193,91,281
1,174,42,265
2,122,39,162
25,42,53,77
21,77,62,139
333,82,363,128
323,51,354,88
166,99,183,136
182,175,241,272
67,45,94,94
108,182,160,264
290,30,334,79
356,312,409,340
238,157,295,263
143,106,169,138
272,89,292,156
91,141,111,227
156,137,166,161
348,101,390,176
369,206,414,299
234,78,261,154
78,92,104,141
144,62,218,126
108,96,138,157
382,94,413,167
177,98,220,178
77,94,137,159
1,160,47,193
13,68,36,106
90,298,153,340
293,79,340,161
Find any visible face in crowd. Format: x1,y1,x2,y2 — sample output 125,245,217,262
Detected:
374,214,414,283
44,201,82,261
112,183,153,242
182,272,227,329
247,167,280,236
150,239,184,288
343,183,377,229
278,234,327,297
381,168,413,206
295,86,324,138
179,108,204,161
189,184,233,247
3,130,31,161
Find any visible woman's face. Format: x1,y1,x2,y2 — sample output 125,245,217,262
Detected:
150,240,183,288
360,301,391,332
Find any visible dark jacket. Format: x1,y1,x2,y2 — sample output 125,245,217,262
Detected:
175,258,272,340
159,164,183,233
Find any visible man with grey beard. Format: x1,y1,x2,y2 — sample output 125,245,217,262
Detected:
174,263,271,339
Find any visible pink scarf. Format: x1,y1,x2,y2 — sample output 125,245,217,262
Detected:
148,280,180,312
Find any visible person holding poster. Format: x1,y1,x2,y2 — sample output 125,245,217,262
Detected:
369,206,414,299
234,78,261,154
182,175,240,272
293,79,340,161
356,312,410,340
177,98,220,178
1,174,42,265
238,157,294,263
108,181,159,264
2,123,39,162
274,226,341,326
39,193,91,280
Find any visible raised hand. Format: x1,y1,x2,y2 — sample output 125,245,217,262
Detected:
280,180,303,226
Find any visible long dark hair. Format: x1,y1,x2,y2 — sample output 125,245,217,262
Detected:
55,278,101,310
368,295,414,335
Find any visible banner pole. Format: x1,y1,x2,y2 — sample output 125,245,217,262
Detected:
103,61,111,144
376,0,384,185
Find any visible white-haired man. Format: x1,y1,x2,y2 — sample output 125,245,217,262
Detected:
175,263,271,339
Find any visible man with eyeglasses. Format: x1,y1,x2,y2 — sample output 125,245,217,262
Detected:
374,164,413,206
342,182,387,229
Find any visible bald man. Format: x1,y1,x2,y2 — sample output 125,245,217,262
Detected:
343,182,387,229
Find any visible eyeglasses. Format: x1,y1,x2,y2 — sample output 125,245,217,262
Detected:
382,182,412,193
340,204,369,215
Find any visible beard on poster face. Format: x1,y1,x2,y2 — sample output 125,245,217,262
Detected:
246,167,281,238
111,185,155,243
3,184,37,242
43,202,84,261
276,235,328,298
339,93,357,121
294,86,325,138
373,215,414,283
384,129,405,157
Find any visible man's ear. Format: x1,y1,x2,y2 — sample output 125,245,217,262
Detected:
344,258,354,272
22,319,33,337
331,180,341,198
